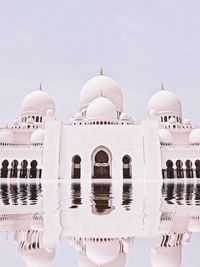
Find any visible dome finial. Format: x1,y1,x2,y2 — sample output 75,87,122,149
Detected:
39,81,43,91
161,82,165,90
99,65,104,76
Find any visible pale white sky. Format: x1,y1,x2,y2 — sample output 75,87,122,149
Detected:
0,0,200,125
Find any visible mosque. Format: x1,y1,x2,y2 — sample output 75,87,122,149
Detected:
0,70,200,180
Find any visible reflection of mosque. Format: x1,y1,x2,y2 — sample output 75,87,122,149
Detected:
0,181,200,267
0,70,200,181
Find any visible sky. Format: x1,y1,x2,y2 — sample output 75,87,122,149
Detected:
0,0,200,125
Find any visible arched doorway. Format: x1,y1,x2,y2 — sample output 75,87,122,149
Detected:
185,160,193,178
10,160,18,178
195,160,200,178
30,160,38,178
93,150,110,178
1,160,9,178
20,160,28,178
122,155,132,179
72,155,81,179
176,160,184,178
166,160,174,178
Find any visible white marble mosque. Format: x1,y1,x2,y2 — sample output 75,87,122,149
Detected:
0,70,200,181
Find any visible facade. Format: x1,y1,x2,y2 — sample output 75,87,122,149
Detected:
0,72,200,180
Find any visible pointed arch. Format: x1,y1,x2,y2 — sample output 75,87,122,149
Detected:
122,155,132,179
91,146,112,178
1,160,9,178
185,160,193,178
10,160,18,178
72,155,81,179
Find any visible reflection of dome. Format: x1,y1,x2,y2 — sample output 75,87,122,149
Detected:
86,97,117,121
20,248,56,267
0,129,15,144
159,129,173,145
147,89,182,115
79,75,123,111
150,246,181,267
189,128,200,145
21,90,55,115
188,222,200,232
86,240,120,265
31,129,44,144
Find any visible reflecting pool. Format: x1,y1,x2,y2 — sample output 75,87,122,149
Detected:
0,180,199,267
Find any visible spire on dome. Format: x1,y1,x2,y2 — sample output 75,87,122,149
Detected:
39,81,43,91
161,82,165,90
99,66,104,76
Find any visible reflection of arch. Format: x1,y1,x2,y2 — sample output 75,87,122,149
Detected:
30,160,38,178
92,147,112,178
185,160,193,178
166,160,174,178
91,183,114,215
176,160,184,178
69,183,82,208
20,160,28,178
122,155,132,179
195,160,200,178
72,155,81,179
10,160,18,178
1,160,9,178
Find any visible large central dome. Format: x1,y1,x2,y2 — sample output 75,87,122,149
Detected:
79,75,123,112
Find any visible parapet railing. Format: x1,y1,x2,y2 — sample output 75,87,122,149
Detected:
0,143,43,149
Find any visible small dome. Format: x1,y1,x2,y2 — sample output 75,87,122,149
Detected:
46,109,55,117
74,112,82,120
86,97,117,121
12,118,19,125
0,129,15,144
149,109,157,117
120,112,129,120
79,75,123,111
189,128,200,145
20,248,55,267
27,117,34,124
86,240,120,265
169,117,176,123
183,119,190,125
31,129,44,144
68,118,74,125
159,129,173,145
147,89,182,115
21,89,55,115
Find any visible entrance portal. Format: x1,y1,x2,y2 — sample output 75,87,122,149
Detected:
93,150,110,178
